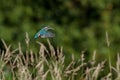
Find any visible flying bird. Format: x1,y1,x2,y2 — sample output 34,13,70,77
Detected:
34,26,55,39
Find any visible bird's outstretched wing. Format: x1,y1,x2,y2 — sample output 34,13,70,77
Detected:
43,26,54,31
41,31,55,38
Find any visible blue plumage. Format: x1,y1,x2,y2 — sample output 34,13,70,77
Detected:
34,27,55,39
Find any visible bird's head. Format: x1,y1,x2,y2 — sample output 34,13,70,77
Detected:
34,33,41,39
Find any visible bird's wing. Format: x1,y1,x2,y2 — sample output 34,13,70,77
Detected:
43,26,54,31
41,31,55,38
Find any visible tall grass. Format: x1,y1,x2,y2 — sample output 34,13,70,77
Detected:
0,33,120,80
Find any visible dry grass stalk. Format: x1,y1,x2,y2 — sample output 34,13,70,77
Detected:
106,31,110,47
0,33,119,80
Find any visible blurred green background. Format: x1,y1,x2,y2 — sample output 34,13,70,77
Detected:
0,0,120,64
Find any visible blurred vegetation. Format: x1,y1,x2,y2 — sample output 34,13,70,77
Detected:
0,39,120,80
0,0,120,74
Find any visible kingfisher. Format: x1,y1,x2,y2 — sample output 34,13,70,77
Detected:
34,26,55,39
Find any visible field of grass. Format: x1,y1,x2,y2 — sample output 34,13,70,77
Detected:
0,33,120,80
